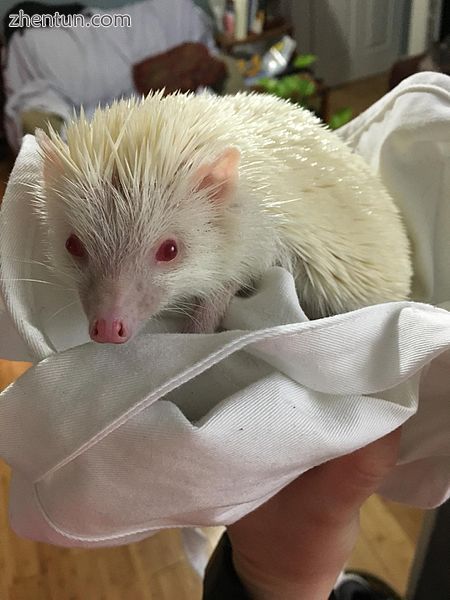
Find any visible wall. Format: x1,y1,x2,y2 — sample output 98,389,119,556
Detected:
407,0,431,55
283,0,412,85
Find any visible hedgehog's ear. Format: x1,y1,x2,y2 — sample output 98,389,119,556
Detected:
35,128,64,182
194,147,240,203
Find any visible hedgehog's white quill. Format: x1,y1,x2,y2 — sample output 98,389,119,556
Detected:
33,91,411,342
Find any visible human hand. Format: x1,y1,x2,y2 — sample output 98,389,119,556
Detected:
228,428,401,600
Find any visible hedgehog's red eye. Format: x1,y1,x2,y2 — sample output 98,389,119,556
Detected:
155,239,178,262
65,234,85,258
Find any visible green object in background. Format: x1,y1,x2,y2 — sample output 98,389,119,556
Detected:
257,72,316,104
257,53,353,129
287,75,316,97
328,107,353,130
292,54,317,69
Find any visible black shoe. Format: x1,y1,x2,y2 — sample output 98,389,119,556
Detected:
333,571,403,600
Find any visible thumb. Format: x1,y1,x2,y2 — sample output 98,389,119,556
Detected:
300,427,402,524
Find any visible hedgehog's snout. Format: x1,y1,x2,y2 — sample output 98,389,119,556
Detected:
81,272,163,345
90,316,131,344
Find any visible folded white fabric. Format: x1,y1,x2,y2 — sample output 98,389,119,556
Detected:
0,73,449,548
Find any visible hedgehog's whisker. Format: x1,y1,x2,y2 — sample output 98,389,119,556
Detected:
44,300,79,324
0,278,76,291
164,306,202,330
173,301,200,311
4,257,79,283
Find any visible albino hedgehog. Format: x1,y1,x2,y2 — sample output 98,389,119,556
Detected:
35,91,412,343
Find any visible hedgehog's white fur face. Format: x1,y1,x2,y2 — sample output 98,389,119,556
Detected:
34,99,242,343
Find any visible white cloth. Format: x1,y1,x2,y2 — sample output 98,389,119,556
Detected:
2,0,215,151
0,73,449,549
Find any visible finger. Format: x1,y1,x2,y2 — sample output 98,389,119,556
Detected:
296,427,402,525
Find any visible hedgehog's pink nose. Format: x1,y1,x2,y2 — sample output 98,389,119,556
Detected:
90,317,130,344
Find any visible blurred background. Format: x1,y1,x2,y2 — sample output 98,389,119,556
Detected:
0,1,449,598
0,0,449,158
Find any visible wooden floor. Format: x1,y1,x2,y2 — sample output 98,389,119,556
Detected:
0,72,424,599
328,71,390,119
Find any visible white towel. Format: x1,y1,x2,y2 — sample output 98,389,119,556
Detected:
0,73,449,549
